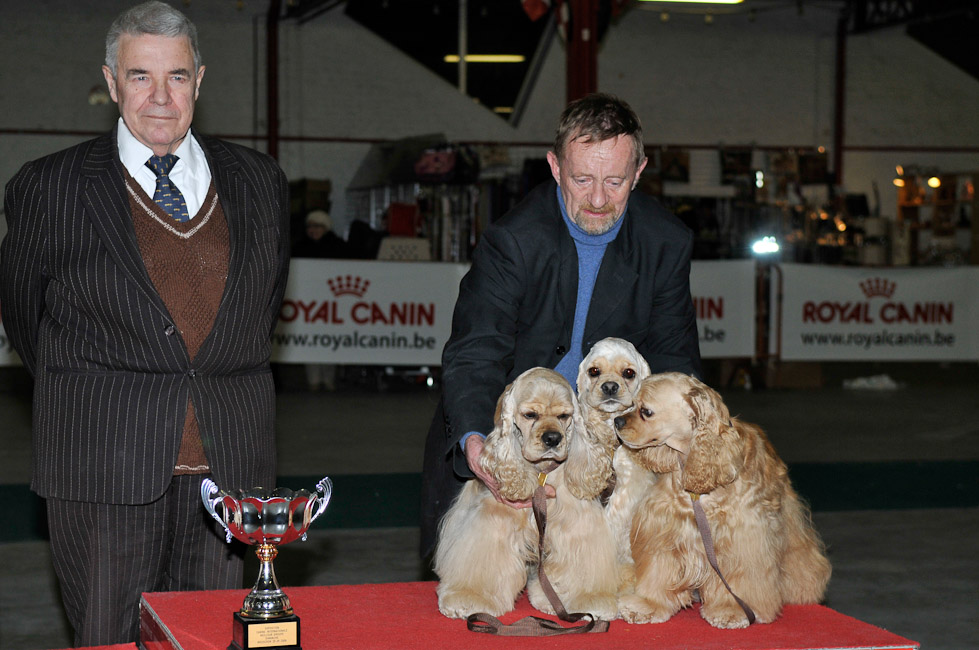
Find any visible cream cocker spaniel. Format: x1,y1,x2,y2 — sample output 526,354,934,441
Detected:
613,372,831,628
577,336,651,453
576,337,651,594
434,367,619,621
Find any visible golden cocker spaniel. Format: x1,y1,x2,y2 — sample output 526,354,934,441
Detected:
434,367,619,621
612,372,831,628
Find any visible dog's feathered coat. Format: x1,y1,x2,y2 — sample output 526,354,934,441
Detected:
613,372,831,628
576,337,651,594
434,368,618,620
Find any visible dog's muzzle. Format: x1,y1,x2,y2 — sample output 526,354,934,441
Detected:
541,430,563,448
601,381,620,397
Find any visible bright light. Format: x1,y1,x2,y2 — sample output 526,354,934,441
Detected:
893,178,905,187
927,176,941,188
444,54,525,63
755,170,764,189
751,236,780,255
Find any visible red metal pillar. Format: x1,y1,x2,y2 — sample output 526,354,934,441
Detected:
566,0,599,103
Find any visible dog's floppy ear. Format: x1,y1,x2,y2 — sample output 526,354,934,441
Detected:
575,352,594,395
480,379,537,500
681,381,743,495
564,388,613,499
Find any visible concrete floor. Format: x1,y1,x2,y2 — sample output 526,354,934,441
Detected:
1,362,977,649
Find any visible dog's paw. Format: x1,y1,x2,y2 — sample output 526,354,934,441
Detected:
438,589,507,619
569,592,619,621
526,584,554,615
617,594,675,624
700,603,752,629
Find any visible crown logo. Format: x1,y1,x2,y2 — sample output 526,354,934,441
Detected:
859,277,895,299
327,275,370,297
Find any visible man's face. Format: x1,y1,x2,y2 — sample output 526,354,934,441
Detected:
546,134,647,235
102,33,204,157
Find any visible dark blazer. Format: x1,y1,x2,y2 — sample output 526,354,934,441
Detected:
420,180,702,555
0,130,290,504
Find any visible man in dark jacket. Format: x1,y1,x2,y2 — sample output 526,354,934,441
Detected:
420,93,702,556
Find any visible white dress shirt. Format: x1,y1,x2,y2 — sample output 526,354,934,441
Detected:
115,118,212,218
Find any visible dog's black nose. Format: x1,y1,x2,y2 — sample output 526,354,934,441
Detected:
541,430,562,448
613,416,626,430
601,381,619,396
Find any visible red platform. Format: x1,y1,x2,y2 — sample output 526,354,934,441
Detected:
140,582,918,650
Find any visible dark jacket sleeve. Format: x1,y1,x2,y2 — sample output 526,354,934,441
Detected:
640,221,702,380
440,222,526,451
1,160,47,375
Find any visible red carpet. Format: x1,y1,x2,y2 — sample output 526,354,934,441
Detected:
140,581,918,650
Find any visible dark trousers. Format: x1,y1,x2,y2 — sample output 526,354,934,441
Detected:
47,474,245,646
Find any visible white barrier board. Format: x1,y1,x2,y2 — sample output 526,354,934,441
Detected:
690,259,756,359
271,259,467,365
776,263,979,361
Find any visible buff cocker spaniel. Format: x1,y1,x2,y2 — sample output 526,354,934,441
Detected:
434,367,619,621
613,372,831,628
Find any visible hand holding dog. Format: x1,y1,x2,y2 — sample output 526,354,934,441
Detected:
465,435,555,507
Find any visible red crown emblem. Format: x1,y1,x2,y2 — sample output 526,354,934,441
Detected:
327,275,370,297
859,277,895,299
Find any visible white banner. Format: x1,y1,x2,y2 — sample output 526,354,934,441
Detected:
271,259,468,365
690,259,756,359
776,263,979,361
271,258,758,365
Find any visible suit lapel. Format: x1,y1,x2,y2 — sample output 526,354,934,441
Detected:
200,135,249,302
80,133,171,318
583,209,639,340
195,134,250,367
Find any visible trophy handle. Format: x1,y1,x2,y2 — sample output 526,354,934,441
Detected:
310,476,333,523
201,478,234,544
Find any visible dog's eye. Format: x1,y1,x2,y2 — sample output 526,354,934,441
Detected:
587,367,601,377
522,411,539,420
557,413,571,421
622,368,636,380
640,407,654,418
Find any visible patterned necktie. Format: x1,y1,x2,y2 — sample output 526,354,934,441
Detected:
146,154,190,222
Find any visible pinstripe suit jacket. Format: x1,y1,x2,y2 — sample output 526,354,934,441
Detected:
1,130,290,505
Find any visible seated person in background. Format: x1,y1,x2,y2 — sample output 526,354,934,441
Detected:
293,209,348,259
291,209,345,391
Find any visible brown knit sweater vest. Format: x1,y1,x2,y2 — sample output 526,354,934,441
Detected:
126,173,229,475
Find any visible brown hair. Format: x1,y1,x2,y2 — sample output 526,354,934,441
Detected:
553,93,645,169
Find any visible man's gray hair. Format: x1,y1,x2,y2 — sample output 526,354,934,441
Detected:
105,1,202,76
554,93,645,170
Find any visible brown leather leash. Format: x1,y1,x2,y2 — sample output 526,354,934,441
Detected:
689,492,756,625
467,469,611,636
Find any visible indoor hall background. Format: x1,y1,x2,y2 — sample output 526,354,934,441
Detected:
1,361,977,649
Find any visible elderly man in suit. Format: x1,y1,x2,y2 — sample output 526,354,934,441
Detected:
0,1,289,644
420,93,703,557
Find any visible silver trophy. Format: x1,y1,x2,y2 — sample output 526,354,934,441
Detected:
202,476,332,650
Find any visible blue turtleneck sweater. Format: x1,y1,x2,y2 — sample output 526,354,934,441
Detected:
552,186,624,389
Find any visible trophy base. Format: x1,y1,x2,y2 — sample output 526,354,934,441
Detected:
230,612,301,650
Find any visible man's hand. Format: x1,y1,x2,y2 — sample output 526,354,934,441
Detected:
464,435,555,508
